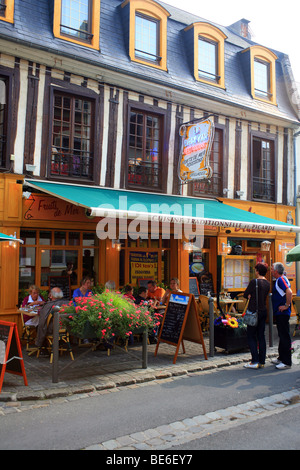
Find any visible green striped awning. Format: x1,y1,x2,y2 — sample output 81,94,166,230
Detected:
25,180,300,233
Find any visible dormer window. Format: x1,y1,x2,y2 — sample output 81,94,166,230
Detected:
121,0,170,71
61,0,92,42
254,58,271,100
0,0,14,23
242,45,277,105
185,22,227,89
198,36,219,83
135,13,160,64
53,0,100,50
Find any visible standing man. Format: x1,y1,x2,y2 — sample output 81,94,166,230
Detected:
271,262,293,369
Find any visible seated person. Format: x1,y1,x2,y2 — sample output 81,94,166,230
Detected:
35,287,66,349
135,286,148,305
161,277,182,305
105,280,116,291
73,277,92,299
21,285,45,327
123,284,135,301
147,280,165,303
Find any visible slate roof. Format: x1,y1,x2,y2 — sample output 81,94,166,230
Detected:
0,0,299,124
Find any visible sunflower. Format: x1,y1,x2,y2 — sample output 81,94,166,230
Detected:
227,317,239,328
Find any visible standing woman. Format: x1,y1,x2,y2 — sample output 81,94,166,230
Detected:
243,263,270,369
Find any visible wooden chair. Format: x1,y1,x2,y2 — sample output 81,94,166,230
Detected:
292,297,300,337
197,295,219,331
235,293,248,314
37,309,74,363
20,311,37,351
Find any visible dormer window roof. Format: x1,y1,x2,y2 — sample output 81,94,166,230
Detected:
184,22,227,89
121,0,170,71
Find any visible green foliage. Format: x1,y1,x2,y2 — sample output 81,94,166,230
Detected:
60,290,162,341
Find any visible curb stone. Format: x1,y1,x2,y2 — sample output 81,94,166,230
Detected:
0,350,279,404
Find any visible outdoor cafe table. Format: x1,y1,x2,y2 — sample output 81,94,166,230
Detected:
217,298,244,314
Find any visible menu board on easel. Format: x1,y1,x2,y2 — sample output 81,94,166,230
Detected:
154,293,207,364
0,321,28,393
222,256,256,292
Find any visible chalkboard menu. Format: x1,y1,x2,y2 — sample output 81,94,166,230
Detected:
189,277,200,298
160,294,189,345
0,321,28,393
155,293,207,364
49,276,71,300
199,273,214,296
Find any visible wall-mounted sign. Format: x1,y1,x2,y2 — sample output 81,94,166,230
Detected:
23,194,92,222
178,118,215,183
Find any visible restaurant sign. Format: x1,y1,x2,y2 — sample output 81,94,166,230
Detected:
178,118,215,183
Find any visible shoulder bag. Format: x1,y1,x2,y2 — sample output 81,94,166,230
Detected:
243,279,258,327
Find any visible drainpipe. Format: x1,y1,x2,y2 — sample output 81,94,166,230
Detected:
293,130,300,292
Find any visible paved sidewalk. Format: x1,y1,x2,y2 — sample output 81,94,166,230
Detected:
0,331,281,403
84,387,300,450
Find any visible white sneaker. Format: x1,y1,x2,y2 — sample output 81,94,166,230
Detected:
275,362,291,370
271,358,281,365
244,362,259,369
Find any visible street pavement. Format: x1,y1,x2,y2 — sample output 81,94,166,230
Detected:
0,327,283,405
1,324,300,451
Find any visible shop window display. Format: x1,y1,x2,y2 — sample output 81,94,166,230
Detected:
19,230,99,294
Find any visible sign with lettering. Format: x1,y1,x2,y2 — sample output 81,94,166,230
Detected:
0,321,28,393
155,293,207,364
23,194,91,222
178,118,214,183
130,252,158,285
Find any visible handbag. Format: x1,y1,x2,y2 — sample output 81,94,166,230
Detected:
243,279,258,327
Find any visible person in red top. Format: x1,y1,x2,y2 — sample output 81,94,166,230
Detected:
147,280,165,303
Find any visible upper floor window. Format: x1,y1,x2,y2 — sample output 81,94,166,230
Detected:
252,136,275,201
121,0,170,71
243,45,277,105
198,36,218,83
135,13,159,64
53,0,100,50
50,92,94,181
254,59,270,100
192,128,223,197
185,22,227,89
128,108,163,190
0,0,14,23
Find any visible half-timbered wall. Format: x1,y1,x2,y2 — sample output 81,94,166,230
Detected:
0,53,295,206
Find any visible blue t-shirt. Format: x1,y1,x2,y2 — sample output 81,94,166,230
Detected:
73,288,92,299
272,275,291,316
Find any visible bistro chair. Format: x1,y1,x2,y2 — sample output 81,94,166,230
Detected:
292,297,300,337
234,293,248,314
37,308,74,363
20,310,37,352
197,295,219,332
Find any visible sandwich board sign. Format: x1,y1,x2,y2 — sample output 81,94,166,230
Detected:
155,293,207,364
0,321,28,393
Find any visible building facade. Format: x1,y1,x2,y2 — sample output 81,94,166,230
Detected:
0,0,300,331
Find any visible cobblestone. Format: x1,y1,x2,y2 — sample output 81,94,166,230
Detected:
84,388,300,450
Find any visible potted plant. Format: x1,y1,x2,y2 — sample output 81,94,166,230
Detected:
59,290,162,342
214,315,248,353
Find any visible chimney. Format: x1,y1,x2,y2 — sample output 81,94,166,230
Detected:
228,19,251,40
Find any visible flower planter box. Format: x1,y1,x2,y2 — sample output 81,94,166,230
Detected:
67,320,146,342
214,325,248,353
